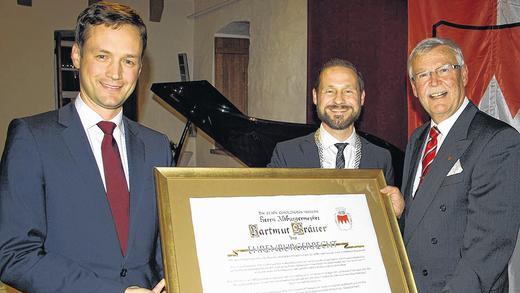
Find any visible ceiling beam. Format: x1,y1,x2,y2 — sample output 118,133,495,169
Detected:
17,0,32,6
14,0,163,23
150,0,164,22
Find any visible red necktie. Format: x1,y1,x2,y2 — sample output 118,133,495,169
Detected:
420,126,440,183
97,121,129,255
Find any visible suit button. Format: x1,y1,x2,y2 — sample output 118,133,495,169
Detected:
120,268,127,277
422,269,428,276
440,205,446,212
431,237,438,244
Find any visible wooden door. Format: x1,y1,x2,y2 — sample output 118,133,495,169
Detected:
214,37,249,114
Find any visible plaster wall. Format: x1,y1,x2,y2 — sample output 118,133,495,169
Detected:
192,0,307,167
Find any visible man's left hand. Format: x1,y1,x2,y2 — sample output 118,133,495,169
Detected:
380,186,405,218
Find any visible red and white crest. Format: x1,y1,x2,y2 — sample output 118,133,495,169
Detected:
335,207,352,231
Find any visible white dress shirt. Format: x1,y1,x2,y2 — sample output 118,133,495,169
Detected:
74,96,130,190
319,124,357,169
412,97,469,195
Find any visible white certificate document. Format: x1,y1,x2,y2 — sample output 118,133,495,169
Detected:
189,194,391,293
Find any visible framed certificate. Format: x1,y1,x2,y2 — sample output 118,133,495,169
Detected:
155,168,416,293
0,282,20,293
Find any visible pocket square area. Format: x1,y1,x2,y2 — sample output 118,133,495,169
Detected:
447,159,463,176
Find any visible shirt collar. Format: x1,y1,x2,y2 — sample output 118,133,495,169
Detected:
319,123,356,149
75,94,124,132
431,97,469,136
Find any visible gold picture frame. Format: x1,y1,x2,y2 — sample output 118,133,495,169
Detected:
155,167,416,292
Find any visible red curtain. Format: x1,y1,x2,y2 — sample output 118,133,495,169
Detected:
408,1,520,134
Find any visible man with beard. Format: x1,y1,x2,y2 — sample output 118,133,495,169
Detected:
268,58,394,185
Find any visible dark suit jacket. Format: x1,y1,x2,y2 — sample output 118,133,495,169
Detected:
401,102,520,292
268,132,394,185
0,103,172,292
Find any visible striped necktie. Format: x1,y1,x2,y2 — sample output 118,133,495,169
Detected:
420,126,440,183
334,143,348,169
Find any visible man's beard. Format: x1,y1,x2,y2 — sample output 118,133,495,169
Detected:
317,105,360,130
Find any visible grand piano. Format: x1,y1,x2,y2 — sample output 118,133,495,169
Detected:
151,80,403,185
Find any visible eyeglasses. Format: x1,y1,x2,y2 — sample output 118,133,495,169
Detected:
412,64,462,83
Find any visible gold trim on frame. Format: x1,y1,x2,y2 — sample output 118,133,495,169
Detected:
0,282,22,293
155,167,417,293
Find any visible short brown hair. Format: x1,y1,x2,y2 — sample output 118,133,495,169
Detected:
314,58,365,92
75,1,147,57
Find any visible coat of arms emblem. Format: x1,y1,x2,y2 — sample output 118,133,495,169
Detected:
335,207,352,231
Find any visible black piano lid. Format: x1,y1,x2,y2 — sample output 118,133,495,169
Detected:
151,80,317,167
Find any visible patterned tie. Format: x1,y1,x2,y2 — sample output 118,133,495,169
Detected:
97,121,129,255
420,126,440,183
334,143,348,169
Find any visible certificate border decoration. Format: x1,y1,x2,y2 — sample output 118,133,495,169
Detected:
154,167,417,293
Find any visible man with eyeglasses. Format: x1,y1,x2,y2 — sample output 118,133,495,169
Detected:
382,37,520,292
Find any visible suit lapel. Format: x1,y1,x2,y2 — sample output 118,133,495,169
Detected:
407,133,425,193
123,118,145,256
58,103,106,197
358,137,368,168
404,103,477,244
402,126,429,221
301,132,321,167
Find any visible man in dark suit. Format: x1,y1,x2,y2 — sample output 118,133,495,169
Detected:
268,58,394,185
0,2,170,292
383,38,520,292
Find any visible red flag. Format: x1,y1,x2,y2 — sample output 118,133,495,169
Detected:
407,1,520,134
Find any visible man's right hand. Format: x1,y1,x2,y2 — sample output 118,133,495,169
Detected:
125,279,166,293
380,185,405,218
125,287,153,293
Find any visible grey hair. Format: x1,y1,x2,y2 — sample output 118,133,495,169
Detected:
407,38,465,79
